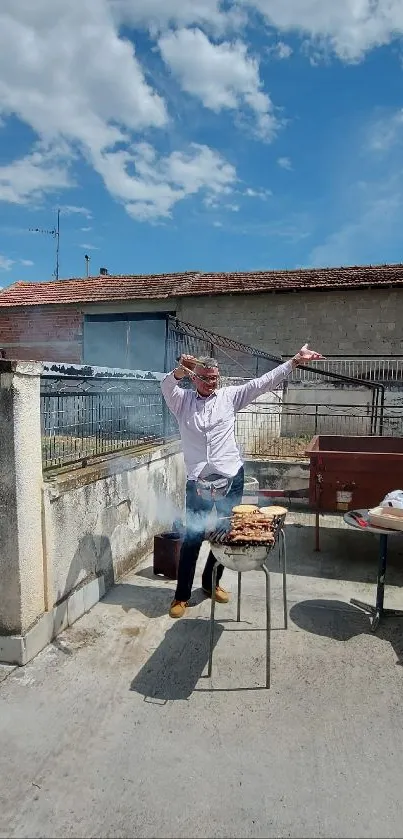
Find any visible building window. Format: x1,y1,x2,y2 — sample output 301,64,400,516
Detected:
83,314,171,372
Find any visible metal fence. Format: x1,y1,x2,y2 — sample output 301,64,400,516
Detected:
41,368,403,471
290,356,403,384
235,401,403,460
41,374,179,471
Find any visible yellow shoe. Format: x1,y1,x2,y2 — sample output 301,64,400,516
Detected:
169,599,188,619
202,585,230,604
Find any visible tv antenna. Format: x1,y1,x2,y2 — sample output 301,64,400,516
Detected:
29,208,60,280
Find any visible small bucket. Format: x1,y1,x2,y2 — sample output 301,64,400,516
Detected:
153,531,183,579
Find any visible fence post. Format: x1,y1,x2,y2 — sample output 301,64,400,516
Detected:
0,361,45,642
314,404,319,434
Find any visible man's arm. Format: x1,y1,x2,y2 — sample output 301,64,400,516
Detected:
160,353,197,417
229,344,323,412
229,360,294,412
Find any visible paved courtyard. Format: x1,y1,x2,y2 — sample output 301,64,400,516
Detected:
1,509,403,838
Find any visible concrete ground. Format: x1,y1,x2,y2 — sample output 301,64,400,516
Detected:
2,509,403,839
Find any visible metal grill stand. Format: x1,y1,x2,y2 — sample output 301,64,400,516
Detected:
207,527,287,689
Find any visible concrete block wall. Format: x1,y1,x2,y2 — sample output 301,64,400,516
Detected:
178,288,403,356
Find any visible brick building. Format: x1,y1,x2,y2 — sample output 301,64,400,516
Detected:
0,264,402,368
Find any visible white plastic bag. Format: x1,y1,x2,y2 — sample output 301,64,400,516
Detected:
380,490,403,509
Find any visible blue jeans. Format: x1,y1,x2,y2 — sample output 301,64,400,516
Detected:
174,466,244,602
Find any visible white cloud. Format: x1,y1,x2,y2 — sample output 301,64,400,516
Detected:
0,141,73,204
20,259,34,266
95,142,237,220
0,1,167,150
244,186,272,198
0,2,240,221
61,205,92,218
367,109,403,153
158,28,278,139
213,220,223,227
80,243,99,250
277,156,292,169
245,0,403,61
226,203,240,211
111,0,243,35
0,254,15,271
81,226,92,232
267,40,293,59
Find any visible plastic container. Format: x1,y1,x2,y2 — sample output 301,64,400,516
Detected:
368,506,403,532
242,476,259,505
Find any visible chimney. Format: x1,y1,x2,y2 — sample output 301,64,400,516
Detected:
100,267,108,276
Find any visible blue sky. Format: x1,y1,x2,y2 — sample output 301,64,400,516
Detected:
1,1,403,286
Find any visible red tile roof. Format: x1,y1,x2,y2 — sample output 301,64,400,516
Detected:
0,264,402,307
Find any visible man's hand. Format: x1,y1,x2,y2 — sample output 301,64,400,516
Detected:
174,354,198,380
292,343,324,368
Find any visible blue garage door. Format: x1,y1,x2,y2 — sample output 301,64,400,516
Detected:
83,314,170,372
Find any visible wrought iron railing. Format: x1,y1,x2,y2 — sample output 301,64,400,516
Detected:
290,356,403,384
41,373,178,471
41,367,402,471
235,401,403,460
166,316,281,378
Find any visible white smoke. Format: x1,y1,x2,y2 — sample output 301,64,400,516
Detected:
137,484,218,535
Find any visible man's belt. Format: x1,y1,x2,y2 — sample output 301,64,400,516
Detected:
195,474,233,500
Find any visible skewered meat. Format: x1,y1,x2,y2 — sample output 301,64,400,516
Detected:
226,505,281,543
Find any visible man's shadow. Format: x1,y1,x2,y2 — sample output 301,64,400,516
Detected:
290,599,403,665
130,618,224,702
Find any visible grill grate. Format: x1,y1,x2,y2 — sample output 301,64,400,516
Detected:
207,514,284,547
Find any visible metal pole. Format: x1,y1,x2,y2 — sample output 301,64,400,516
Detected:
237,572,242,622
262,564,271,689
370,387,376,435
207,562,218,678
280,529,288,630
162,319,170,440
378,385,385,436
55,208,60,281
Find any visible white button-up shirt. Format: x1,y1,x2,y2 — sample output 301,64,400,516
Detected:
161,361,293,480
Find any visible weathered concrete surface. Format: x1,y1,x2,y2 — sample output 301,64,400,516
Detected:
0,361,45,634
43,442,185,605
1,511,403,839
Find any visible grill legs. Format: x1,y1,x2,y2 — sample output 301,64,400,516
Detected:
262,563,271,689
207,528,288,688
207,562,218,678
237,572,242,622
279,528,288,630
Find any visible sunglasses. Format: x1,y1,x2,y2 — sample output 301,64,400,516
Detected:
194,372,219,384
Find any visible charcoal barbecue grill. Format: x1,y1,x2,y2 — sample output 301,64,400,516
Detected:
206,514,287,688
